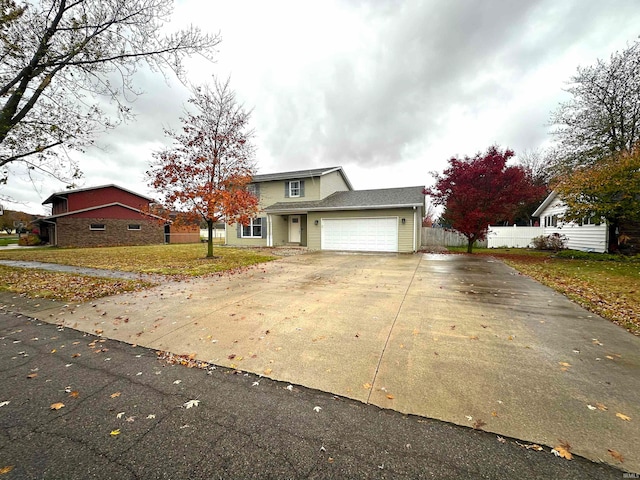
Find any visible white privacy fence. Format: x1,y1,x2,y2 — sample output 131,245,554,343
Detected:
421,228,488,248
487,225,543,248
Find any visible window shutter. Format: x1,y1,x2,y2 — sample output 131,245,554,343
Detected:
261,217,267,239
254,183,260,198
284,181,290,198
236,223,242,238
300,180,305,197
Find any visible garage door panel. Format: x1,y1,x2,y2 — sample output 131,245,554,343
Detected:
321,217,398,252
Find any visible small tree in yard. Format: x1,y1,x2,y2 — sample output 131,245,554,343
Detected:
147,77,259,258
426,146,546,253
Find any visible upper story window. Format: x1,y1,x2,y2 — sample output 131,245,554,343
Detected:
289,180,301,197
285,180,304,198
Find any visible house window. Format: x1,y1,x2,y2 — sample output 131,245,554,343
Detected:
289,180,301,197
90,223,105,231
242,218,262,238
128,224,141,231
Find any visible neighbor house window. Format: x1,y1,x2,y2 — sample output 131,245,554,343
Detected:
242,218,262,238
289,180,300,197
128,224,141,231
90,224,105,231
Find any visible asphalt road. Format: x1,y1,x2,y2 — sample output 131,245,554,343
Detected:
0,311,623,479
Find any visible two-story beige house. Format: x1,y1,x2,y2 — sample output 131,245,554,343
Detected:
226,166,424,253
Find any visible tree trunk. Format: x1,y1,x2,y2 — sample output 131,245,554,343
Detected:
467,236,474,253
207,219,214,258
608,220,619,253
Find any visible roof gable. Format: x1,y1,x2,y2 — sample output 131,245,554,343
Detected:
42,184,154,205
252,166,353,190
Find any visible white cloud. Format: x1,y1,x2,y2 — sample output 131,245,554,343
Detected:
3,0,640,214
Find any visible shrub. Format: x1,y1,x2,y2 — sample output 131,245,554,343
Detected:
532,233,568,251
18,234,42,246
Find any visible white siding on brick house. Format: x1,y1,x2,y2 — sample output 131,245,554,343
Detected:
533,191,608,253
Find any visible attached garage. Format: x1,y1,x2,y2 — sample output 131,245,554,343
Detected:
264,186,425,253
321,217,398,252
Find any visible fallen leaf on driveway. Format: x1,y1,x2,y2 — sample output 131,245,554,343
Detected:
313,406,322,412
469,335,479,341
117,412,125,419
473,419,486,430
286,385,293,391
183,399,200,409
173,380,182,385
551,440,572,460
110,392,121,399
616,412,631,421
263,368,272,375
0,401,9,408
50,402,65,410
26,373,38,379
607,449,624,462
146,414,156,419
386,394,395,400
110,429,120,436
587,404,596,410
0,466,14,474
69,391,79,398
362,383,371,390
596,402,608,411
558,362,571,367
497,436,506,444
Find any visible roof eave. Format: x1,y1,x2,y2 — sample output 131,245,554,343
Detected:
265,203,423,214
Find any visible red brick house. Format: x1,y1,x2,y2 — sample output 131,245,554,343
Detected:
36,185,168,247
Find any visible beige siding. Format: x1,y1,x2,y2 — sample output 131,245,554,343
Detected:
271,215,289,246
307,209,417,252
257,178,322,207
320,170,350,198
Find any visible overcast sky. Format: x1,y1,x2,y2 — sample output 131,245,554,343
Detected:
3,0,640,215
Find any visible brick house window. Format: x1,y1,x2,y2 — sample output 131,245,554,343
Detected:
128,224,141,230
90,224,105,231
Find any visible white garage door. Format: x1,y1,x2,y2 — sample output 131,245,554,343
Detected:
321,217,398,252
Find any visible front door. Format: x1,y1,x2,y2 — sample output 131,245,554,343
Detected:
289,215,301,243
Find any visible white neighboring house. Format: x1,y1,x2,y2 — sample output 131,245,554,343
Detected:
532,191,608,253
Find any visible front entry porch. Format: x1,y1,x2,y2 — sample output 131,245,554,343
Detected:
267,213,308,247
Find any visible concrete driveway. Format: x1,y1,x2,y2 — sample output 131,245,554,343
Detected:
16,252,640,472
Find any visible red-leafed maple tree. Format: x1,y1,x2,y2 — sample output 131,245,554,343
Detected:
426,146,546,253
147,78,259,258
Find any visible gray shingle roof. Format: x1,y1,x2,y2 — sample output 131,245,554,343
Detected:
265,186,425,212
252,166,352,188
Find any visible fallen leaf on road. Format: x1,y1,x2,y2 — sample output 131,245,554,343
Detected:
146,414,156,419
0,401,9,408
497,436,506,444
173,380,182,385
117,412,125,419
286,385,293,391
0,466,14,474
26,373,38,379
616,412,631,421
491,411,498,417
252,381,259,387
183,399,200,409
50,402,65,410
69,391,79,398
313,406,322,412
607,449,624,463
592,339,602,346
50,349,56,354
596,402,608,411
126,416,135,423
587,404,596,410
558,362,571,367
110,392,121,399
552,440,572,460
110,429,120,436
516,441,544,451
71,353,81,358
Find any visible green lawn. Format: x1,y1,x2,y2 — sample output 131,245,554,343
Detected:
0,243,277,276
0,236,18,246
0,244,277,301
450,247,640,335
